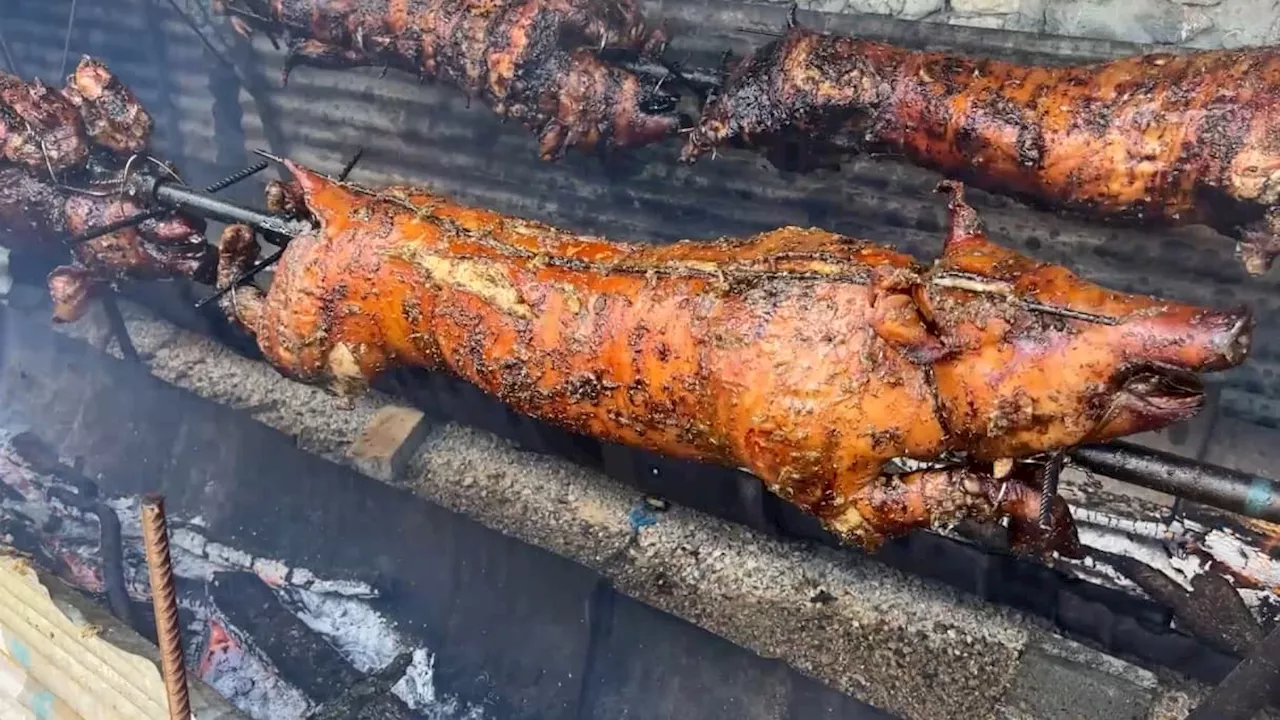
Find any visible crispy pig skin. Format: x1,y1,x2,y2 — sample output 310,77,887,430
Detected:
683,27,1280,274
214,0,680,159
214,162,1252,554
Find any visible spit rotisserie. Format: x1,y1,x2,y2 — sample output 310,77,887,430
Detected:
213,160,1254,555
212,0,684,159
682,26,1280,275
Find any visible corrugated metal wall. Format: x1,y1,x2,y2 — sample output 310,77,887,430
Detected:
3,0,1279,431
0,553,242,719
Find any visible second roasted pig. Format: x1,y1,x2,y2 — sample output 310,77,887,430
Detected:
683,26,1280,275
213,160,1252,556
212,0,684,159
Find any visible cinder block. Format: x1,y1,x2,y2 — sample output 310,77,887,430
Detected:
995,635,1156,720
347,405,431,482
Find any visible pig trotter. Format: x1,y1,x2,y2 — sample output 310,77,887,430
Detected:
826,466,1081,558
215,224,266,332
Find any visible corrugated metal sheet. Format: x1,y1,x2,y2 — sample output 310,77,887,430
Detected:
0,551,243,719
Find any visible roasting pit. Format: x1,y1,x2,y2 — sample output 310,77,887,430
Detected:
6,0,1280,717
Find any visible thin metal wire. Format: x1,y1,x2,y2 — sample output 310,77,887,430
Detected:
0,26,21,76
59,0,78,78
162,0,237,70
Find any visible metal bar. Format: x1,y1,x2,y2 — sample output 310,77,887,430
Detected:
202,161,269,194
337,147,364,181
140,496,191,720
68,163,268,245
67,207,171,245
194,248,283,308
1188,622,1280,720
1070,442,1280,523
99,293,139,362
151,181,310,241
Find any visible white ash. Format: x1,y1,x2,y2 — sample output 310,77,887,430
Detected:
392,648,488,719
281,588,406,673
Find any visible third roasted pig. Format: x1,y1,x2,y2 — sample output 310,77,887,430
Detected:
684,26,1280,275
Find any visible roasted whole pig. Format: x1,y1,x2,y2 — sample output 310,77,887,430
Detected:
214,160,1253,555
0,168,213,322
682,26,1280,275
212,0,683,159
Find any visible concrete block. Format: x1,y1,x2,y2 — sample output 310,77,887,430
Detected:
347,406,431,482
996,634,1156,720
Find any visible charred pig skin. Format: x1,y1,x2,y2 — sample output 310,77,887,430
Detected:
60,56,154,156
212,0,682,159
214,162,1252,555
0,57,200,323
683,27,1280,275
0,73,89,173
0,57,152,173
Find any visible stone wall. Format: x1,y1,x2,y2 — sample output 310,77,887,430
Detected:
801,0,1280,49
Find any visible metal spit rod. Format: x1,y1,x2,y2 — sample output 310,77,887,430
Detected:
149,181,312,242
1071,442,1280,524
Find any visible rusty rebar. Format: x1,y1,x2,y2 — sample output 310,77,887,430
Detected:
141,495,191,720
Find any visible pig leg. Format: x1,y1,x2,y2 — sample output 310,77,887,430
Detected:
215,225,265,333
824,467,1082,558
265,180,307,218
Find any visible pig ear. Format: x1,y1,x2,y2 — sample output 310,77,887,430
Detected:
871,292,950,364
935,181,989,256
286,160,355,226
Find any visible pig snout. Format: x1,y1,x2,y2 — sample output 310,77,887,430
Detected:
1119,304,1254,372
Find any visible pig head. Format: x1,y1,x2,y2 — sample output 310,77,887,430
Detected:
920,182,1253,461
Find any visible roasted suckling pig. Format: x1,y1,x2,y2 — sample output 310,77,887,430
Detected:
212,0,684,159
0,58,212,322
682,26,1280,275
214,160,1253,555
